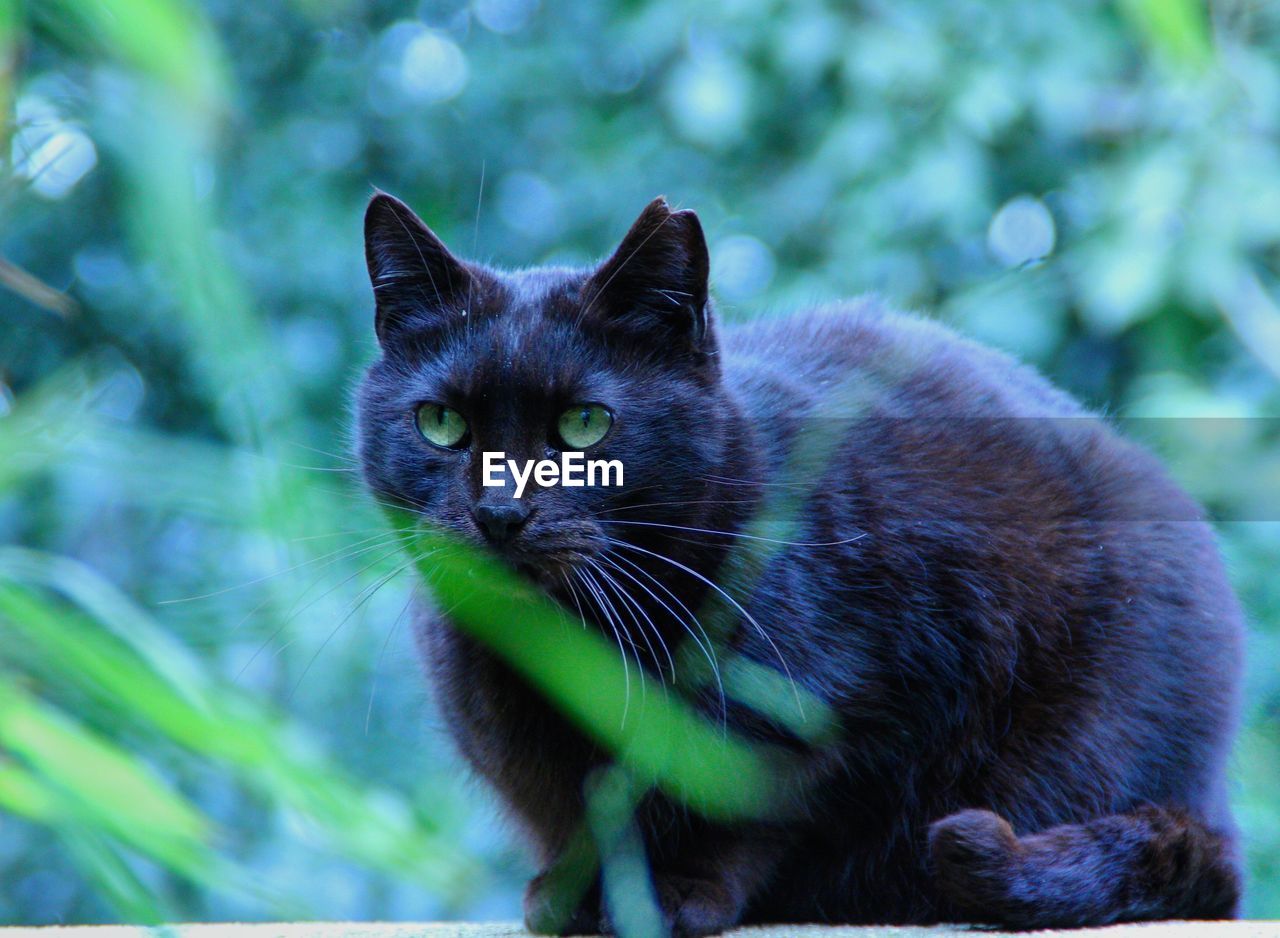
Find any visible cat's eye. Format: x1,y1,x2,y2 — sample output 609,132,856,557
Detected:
415,403,468,449
557,404,613,450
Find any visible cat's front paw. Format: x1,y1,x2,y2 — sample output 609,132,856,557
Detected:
652,874,743,938
928,808,1024,917
523,870,602,936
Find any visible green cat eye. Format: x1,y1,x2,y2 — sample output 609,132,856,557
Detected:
415,403,468,449
557,404,613,450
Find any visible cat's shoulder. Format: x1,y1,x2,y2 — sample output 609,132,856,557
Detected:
721,295,1087,418
722,293,894,348
722,294,983,363
723,294,988,360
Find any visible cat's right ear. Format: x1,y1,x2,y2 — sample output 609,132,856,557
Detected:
364,191,472,344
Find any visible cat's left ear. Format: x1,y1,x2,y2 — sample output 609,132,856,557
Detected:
584,197,712,353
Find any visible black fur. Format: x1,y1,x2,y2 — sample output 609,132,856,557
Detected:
355,192,1244,935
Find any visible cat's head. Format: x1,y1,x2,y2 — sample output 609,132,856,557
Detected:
355,192,736,581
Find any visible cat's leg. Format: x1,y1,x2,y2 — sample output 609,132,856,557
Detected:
928,804,1241,927
523,869,602,936
524,825,781,937
640,822,790,938
523,826,606,936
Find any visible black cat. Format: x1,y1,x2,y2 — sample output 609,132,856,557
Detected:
355,192,1244,935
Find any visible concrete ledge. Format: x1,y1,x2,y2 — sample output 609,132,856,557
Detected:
3,922,1280,938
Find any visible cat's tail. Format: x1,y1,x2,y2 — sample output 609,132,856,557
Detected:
928,805,1241,927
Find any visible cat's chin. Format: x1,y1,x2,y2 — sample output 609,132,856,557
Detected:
487,532,603,588
492,547,594,589
515,561,561,588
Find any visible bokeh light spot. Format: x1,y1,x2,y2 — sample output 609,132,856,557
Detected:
987,195,1056,267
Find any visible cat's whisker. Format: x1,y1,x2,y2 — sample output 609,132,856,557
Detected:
598,518,868,549
288,553,423,703
601,551,723,684
287,440,361,460
221,530,417,644
610,538,803,715
582,566,644,660
275,440,366,470
288,527,404,544
654,288,692,305
594,561,675,686
301,478,436,516
359,487,438,514
598,551,727,722
575,566,641,719
596,481,670,509
235,541,421,682
575,210,678,327
280,462,359,474
562,574,591,634
595,557,679,682
699,474,811,489
260,538,421,641
384,197,447,309
596,496,760,515
572,568,634,721
159,528,416,604
366,591,415,736
589,560,658,674
467,160,485,330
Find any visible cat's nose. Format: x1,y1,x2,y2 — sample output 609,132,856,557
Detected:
473,501,532,545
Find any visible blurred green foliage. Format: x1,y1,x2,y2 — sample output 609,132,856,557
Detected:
2,0,1279,925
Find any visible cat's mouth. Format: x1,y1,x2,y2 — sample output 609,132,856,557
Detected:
495,539,602,587
514,559,562,587
462,511,606,586
510,548,596,584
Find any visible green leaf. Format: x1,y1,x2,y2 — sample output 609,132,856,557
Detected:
34,0,226,116
390,514,787,820
0,759,57,822
0,683,209,839
59,828,167,925
0,558,481,899
1120,0,1213,69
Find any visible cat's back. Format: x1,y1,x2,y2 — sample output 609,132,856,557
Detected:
722,297,1243,826
721,296,1083,421
720,298,1237,631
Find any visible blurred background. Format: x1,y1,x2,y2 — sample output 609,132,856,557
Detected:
2,0,1280,925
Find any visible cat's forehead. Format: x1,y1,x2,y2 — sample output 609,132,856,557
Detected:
432,270,608,399
497,265,585,309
